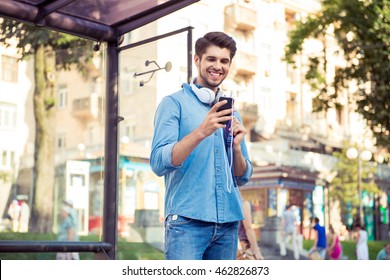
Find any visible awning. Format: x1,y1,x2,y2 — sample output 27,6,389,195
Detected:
241,164,319,191
0,0,200,42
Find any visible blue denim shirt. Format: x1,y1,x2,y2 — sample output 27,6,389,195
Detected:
150,83,253,223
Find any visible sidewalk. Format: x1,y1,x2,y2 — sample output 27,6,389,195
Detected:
259,243,309,260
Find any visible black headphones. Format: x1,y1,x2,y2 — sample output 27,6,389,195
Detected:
190,77,223,104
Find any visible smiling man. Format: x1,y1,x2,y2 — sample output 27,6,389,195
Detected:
150,32,253,260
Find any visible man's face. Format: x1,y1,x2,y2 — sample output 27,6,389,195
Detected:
194,45,231,90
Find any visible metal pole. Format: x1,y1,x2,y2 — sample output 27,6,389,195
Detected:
187,27,193,83
357,149,364,226
103,41,120,259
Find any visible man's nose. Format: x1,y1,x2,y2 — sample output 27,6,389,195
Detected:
212,61,222,70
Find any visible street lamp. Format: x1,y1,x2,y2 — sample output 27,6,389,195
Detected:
346,147,372,226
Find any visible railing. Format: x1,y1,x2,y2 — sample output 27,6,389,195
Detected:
224,3,257,31
72,95,104,120
233,51,257,76
0,241,112,259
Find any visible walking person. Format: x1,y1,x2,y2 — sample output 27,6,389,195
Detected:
279,204,299,259
7,199,21,232
56,202,80,260
327,224,342,260
354,223,369,260
309,217,327,260
17,195,30,233
150,31,253,260
237,199,264,260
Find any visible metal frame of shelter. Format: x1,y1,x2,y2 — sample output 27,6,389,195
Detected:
0,0,199,260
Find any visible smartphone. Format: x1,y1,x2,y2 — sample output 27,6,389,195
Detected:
216,96,234,125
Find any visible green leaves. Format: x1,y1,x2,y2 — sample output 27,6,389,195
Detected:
285,0,390,148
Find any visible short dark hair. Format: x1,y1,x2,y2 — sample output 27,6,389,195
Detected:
195,32,237,60
310,217,319,223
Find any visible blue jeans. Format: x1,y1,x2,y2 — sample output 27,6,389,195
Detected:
309,247,327,260
164,214,239,260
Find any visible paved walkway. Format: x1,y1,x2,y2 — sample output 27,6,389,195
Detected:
259,243,309,260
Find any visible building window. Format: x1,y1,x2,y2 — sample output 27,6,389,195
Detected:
0,150,14,168
57,133,66,150
260,43,271,77
259,87,272,113
57,84,68,108
87,126,95,145
124,123,136,143
1,151,6,166
1,55,18,83
336,105,344,126
0,102,17,130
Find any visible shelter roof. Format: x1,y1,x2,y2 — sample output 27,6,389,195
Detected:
0,0,199,42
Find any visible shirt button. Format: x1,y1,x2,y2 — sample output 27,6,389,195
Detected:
216,168,220,172
216,149,219,154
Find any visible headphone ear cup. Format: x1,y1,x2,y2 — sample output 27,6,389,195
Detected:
190,82,215,104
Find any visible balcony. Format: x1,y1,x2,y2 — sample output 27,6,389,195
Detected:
233,50,257,76
72,94,104,121
224,3,257,31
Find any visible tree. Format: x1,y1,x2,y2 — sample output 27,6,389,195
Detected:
285,0,390,150
330,145,379,225
0,19,94,232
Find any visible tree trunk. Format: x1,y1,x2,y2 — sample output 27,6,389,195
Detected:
29,44,56,233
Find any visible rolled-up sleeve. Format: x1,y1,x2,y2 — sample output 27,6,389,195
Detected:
150,97,182,177
235,158,253,186
234,112,253,186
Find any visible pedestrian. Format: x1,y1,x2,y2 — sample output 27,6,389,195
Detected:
56,202,80,260
237,199,264,260
354,223,369,260
150,31,253,260
7,199,21,232
279,204,299,260
376,243,390,260
17,196,30,233
63,199,78,228
326,224,342,260
308,217,327,260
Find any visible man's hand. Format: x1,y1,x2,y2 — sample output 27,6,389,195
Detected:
230,117,247,147
197,99,233,137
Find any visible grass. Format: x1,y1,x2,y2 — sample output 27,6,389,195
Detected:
303,239,388,260
2,232,387,260
0,232,165,260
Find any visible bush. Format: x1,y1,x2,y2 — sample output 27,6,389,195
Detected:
303,239,388,260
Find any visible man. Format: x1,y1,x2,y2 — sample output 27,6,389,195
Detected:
309,217,327,260
376,243,390,260
279,204,299,259
56,202,80,260
150,32,253,260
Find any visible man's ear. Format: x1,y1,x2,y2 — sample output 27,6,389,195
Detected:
194,54,200,67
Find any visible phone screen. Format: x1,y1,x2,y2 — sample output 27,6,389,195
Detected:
216,97,233,125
